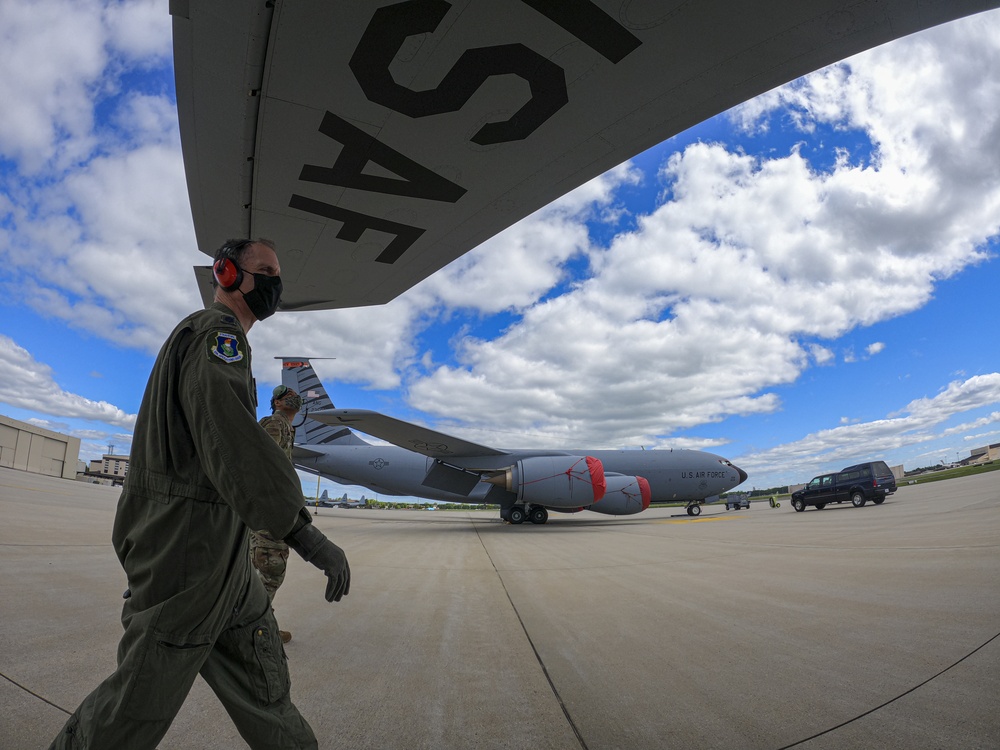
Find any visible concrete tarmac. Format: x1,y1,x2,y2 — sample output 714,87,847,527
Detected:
2,466,998,749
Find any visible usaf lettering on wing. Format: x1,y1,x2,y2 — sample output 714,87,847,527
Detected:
290,0,643,265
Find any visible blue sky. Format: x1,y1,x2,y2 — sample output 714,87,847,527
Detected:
2,1,999,497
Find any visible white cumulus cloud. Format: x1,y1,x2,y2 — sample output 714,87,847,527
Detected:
0,335,136,429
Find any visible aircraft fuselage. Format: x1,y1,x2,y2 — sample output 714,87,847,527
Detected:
296,445,743,505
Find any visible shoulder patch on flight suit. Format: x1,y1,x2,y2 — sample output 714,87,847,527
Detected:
209,332,245,363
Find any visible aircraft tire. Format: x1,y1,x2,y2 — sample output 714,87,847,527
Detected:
509,507,526,524
689,504,701,516
529,507,548,525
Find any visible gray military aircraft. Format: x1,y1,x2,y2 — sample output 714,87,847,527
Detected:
335,494,371,509
310,489,368,508
311,489,337,508
280,358,746,523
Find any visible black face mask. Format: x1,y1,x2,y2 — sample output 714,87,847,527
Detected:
242,272,283,320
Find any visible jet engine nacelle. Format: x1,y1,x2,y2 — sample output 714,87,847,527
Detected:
485,456,606,508
587,475,651,515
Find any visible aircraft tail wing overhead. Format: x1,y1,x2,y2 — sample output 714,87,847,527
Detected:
308,408,509,459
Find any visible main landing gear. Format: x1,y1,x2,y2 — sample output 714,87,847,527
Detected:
501,505,549,525
684,502,702,516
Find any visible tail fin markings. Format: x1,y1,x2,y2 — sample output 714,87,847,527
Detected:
277,357,368,447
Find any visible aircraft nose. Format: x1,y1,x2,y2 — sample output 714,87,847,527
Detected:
735,465,748,484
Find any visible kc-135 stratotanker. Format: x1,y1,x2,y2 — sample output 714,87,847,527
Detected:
278,358,747,524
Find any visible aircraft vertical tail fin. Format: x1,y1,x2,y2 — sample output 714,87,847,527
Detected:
277,358,369,446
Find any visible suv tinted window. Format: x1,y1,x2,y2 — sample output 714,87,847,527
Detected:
842,461,890,478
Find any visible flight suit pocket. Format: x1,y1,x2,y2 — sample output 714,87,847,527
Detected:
242,619,291,704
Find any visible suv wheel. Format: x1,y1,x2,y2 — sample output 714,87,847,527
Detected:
792,498,805,512
851,491,866,508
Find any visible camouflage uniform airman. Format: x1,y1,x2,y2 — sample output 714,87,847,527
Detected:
251,410,295,599
49,302,317,749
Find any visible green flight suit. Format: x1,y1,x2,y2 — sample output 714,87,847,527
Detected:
50,303,316,750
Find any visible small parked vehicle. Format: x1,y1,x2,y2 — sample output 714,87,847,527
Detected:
724,493,751,510
791,460,896,512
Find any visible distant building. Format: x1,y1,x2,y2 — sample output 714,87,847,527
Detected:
88,454,131,482
967,444,999,465
0,414,81,480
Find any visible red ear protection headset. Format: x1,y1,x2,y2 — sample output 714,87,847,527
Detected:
213,240,252,292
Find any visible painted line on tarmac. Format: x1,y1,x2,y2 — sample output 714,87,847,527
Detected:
1,671,71,715
657,516,745,525
0,481,96,497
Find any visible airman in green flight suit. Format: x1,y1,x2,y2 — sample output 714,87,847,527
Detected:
49,239,349,750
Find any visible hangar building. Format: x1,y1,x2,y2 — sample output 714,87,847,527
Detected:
0,414,81,480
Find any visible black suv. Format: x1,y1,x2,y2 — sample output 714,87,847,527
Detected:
791,460,896,512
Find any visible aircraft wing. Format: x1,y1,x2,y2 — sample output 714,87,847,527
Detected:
291,445,324,460
308,408,509,459
173,1,999,311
